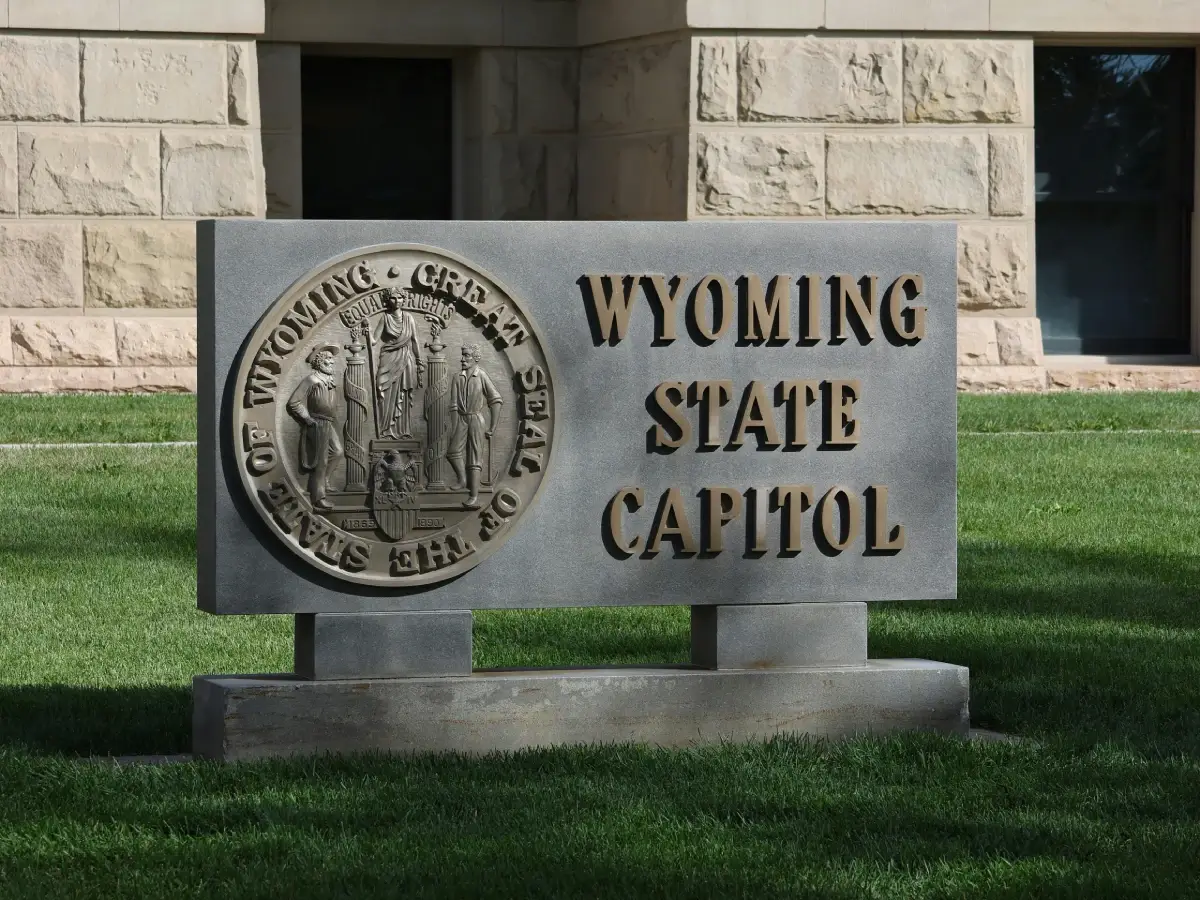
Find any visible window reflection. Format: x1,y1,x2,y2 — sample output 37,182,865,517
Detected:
1035,48,1194,355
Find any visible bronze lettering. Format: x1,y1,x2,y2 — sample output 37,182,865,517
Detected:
347,260,377,293
816,486,860,553
691,274,733,341
389,546,419,576
778,380,819,449
833,274,877,343
885,274,926,343
729,381,781,450
650,381,690,450
606,487,645,555
485,303,529,347
772,485,813,553
340,541,371,572
746,487,768,554
692,380,734,450
742,274,792,342
866,485,906,553
823,379,862,447
584,273,638,342
800,274,822,343
703,486,743,553
642,274,689,342
414,262,438,289
242,422,277,475
646,487,698,555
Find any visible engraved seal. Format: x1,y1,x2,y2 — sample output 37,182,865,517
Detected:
232,245,555,587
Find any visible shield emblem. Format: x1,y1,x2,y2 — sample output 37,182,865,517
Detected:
370,450,421,541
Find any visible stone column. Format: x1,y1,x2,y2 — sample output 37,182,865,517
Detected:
343,325,369,492
423,325,451,488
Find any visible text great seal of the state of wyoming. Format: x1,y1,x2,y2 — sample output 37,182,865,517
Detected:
233,244,556,587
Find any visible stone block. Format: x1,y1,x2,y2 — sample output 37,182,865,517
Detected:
228,41,259,127
517,51,578,134
10,0,120,29
0,127,16,215
110,365,196,392
0,36,80,123
694,131,823,217
0,364,194,393
262,132,303,219
479,50,516,136
825,0,989,30
82,39,226,125
695,37,736,122
577,132,688,219
502,0,576,47
115,317,198,366
738,37,901,123
295,612,474,680
957,365,1046,393
0,317,10,366
19,129,160,216
194,660,970,760
481,136,576,219
577,0,687,47
84,223,196,310
162,131,262,217
957,316,999,366
958,224,1032,312
579,38,690,135
990,132,1031,217
905,40,1030,124
257,44,302,134
826,134,987,216
119,0,265,34
11,317,118,366
995,316,1043,366
1047,365,1200,392
991,0,1200,33
687,0,825,29
691,603,867,669
0,223,83,308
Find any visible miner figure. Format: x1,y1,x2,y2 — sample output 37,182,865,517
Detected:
447,344,503,509
287,343,343,511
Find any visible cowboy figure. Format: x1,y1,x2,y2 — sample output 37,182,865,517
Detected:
287,343,343,511
447,344,502,509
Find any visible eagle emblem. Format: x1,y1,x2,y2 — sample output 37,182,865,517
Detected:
370,449,421,540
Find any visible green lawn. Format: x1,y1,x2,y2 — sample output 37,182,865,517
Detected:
1,393,1198,898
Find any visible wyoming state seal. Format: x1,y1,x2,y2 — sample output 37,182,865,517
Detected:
232,245,555,587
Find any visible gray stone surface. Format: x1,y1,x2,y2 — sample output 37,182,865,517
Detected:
295,611,473,679
691,602,866,669
193,660,969,760
198,220,957,613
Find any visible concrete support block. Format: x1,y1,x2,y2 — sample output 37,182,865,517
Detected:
194,660,970,760
294,611,474,680
691,603,867,669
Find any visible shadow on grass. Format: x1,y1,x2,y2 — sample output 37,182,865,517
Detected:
0,685,191,757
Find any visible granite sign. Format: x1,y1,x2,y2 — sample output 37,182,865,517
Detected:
195,221,966,761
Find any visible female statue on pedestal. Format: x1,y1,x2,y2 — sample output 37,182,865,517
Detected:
374,290,424,438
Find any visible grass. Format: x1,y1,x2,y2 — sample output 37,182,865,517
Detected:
0,392,1198,898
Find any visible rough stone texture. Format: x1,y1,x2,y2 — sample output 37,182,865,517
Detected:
19,129,160,216
691,603,867,669
695,131,823,217
0,36,80,122
695,37,736,122
0,365,196,393
0,317,10,366
580,38,690,135
0,127,16,215
115,317,197,366
905,40,1029,124
826,134,986,216
84,223,197,309
82,39,226,125
0,223,83,308
1047,365,1200,392
11,317,118,366
957,365,1046,392
577,132,687,219
957,317,999,366
739,37,901,123
481,136,576,219
990,132,1030,217
517,51,578,135
262,132,302,219
162,131,261,217
957,224,1032,311
228,41,259,127
194,661,970,760
995,317,1042,366
295,612,474,680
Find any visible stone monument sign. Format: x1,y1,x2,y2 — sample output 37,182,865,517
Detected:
194,221,966,761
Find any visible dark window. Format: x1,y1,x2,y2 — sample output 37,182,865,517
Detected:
301,56,453,220
1035,48,1195,355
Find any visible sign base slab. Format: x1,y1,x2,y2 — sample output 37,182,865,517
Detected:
193,661,969,762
